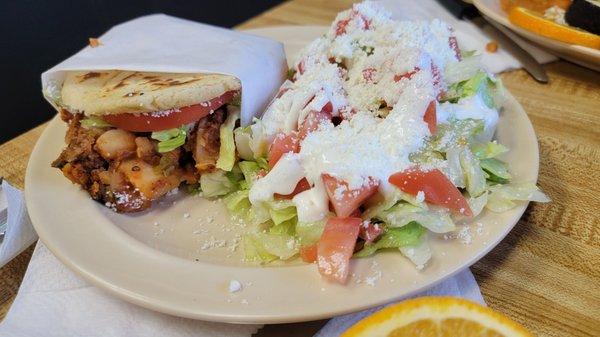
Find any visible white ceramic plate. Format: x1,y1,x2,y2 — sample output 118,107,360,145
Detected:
473,0,600,71
25,25,539,324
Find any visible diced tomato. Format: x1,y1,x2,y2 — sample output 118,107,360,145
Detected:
300,244,318,263
393,67,420,82
275,178,311,199
322,174,379,217
349,208,362,218
335,19,351,36
299,109,332,140
430,61,444,99
298,61,306,75
103,90,236,132
322,101,333,114
317,217,362,283
423,100,437,134
448,36,461,60
362,68,377,82
389,168,472,216
268,132,300,168
359,221,383,243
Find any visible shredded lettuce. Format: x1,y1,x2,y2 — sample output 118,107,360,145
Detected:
380,203,455,234
81,116,112,129
355,222,425,258
244,235,277,263
459,147,487,197
223,189,251,214
238,161,261,188
444,54,482,84
267,200,297,226
151,127,187,153
296,219,326,246
443,70,501,109
216,108,240,171
468,192,488,218
443,147,466,188
200,170,240,198
486,182,550,212
471,141,508,160
244,232,298,261
269,220,296,236
428,119,484,153
234,126,255,161
480,158,511,184
400,237,432,267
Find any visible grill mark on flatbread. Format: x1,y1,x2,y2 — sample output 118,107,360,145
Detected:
149,78,202,90
61,70,241,116
112,72,138,90
79,72,103,82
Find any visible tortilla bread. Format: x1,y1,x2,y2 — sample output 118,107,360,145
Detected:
61,70,241,116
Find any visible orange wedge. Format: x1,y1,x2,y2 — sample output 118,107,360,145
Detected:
508,6,600,49
341,297,534,337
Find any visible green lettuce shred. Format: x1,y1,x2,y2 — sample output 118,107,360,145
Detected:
216,109,240,171
442,70,501,109
81,116,112,129
296,219,327,246
471,141,508,159
355,222,425,258
480,158,511,184
200,170,240,198
151,127,187,153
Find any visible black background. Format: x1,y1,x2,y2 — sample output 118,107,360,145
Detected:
0,0,283,144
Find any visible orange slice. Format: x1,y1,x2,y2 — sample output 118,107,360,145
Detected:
508,6,600,49
341,297,534,337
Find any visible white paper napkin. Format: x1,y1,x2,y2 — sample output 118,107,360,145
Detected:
379,0,557,73
41,14,287,126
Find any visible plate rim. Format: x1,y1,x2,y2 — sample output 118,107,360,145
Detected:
24,25,540,324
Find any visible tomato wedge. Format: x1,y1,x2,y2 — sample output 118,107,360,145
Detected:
275,178,311,199
103,90,236,132
299,109,332,140
423,100,437,134
322,174,379,217
300,244,318,263
268,132,300,168
389,168,472,216
317,217,361,283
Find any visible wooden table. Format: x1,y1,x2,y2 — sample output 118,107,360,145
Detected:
1,1,599,336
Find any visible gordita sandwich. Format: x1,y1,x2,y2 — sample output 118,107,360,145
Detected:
51,70,241,212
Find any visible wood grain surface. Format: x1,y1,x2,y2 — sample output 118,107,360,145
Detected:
1,1,599,336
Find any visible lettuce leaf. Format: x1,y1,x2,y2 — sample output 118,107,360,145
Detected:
216,108,240,171
151,127,187,153
200,170,240,198
238,161,261,189
443,70,500,109
81,116,112,129
459,147,487,197
355,222,425,258
234,126,255,161
245,232,298,260
296,219,326,246
486,182,550,212
380,203,455,233
480,158,511,183
267,200,297,226
471,141,508,160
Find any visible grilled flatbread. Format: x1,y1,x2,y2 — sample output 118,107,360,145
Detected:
61,70,241,116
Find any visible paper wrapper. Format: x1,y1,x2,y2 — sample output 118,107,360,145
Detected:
41,14,287,126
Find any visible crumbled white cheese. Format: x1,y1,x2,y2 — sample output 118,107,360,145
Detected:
228,280,242,293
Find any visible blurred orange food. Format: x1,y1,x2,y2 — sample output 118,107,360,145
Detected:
501,0,571,13
341,297,535,337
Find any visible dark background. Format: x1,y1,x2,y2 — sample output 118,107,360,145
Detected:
0,0,284,144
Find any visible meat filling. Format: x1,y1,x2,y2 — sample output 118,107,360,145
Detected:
52,108,227,212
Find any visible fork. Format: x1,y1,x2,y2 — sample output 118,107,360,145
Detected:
0,177,7,243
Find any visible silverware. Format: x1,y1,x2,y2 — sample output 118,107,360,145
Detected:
437,0,548,83
0,177,7,244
